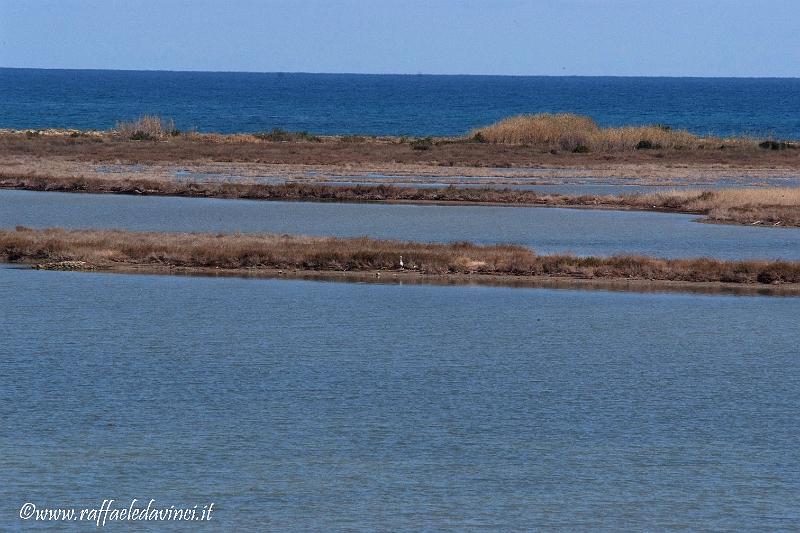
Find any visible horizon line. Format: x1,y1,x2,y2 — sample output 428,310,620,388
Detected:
1,66,798,80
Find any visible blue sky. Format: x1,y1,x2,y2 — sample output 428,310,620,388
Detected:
1,0,798,76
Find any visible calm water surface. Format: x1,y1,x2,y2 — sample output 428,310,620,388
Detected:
3,190,800,260
1,268,799,531
3,69,800,137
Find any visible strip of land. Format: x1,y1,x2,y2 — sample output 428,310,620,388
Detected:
3,228,799,293
2,172,799,226
2,113,799,182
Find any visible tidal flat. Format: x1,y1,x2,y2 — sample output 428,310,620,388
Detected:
4,113,799,174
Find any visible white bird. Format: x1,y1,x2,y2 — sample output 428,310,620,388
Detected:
399,255,404,269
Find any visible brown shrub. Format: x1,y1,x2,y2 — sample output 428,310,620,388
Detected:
114,115,177,140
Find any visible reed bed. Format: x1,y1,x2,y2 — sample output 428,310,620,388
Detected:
629,188,800,225
2,227,800,285
0,171,625,206
471,113,729,151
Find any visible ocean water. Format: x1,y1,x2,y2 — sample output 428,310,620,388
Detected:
2,268,799,531
4,190,800,261
1,68,799,137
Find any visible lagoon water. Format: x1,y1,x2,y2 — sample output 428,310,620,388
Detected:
4,67,800,532
2,68,800,138
2,267,799,531
3,190,800,260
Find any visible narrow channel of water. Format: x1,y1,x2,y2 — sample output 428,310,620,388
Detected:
3,189,800,260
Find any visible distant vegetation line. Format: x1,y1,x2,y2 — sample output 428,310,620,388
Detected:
12,113,800,152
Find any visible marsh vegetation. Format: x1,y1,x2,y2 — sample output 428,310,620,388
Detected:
3,227,800,285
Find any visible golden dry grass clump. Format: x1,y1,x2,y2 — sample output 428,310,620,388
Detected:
3,227,800,285
473,113,598,146
471,113,711,151
114,115,177,140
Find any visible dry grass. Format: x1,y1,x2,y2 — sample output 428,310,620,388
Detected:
2,123,798,171
3,227,800,285
471,113,736,151
630,188,800,225
0,171,620,206
472,113,598,147
114,115,177,140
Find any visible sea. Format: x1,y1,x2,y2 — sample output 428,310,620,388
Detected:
1,68,799,138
